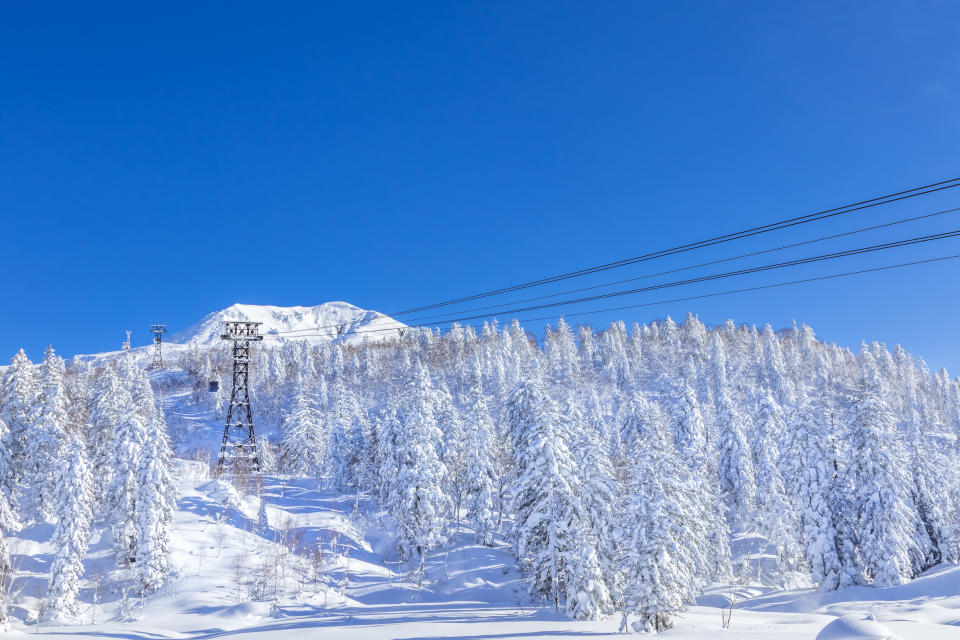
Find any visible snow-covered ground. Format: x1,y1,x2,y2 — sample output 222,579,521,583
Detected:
10,460,960,639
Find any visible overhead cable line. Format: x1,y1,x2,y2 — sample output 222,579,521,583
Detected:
397,229,960,324
270,178,960,338
266,229,960,340
498,253,960,327
387,177,960,316
401,205,960,324
270,195,960,338
263,254,960,340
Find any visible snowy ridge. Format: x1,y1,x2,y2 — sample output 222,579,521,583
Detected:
171,302,406,347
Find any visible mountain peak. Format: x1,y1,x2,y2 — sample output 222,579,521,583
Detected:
170,301,405,346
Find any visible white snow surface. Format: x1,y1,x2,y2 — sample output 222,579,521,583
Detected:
9,370,960,640
171,301,406,346
10,463,960,639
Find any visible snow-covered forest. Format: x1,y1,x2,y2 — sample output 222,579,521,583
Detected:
4,311,957,636
0,347,175,627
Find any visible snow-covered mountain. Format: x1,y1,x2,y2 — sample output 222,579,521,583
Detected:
71,302,406,366
170,301,406,347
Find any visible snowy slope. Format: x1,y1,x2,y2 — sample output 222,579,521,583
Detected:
12,464,960,639
171,301,406,347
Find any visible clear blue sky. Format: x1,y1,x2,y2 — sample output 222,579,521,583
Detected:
3,2,960,371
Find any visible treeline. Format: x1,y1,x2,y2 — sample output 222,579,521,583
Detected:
180,314,960,631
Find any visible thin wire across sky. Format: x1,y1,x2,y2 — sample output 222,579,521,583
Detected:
259,177,960,342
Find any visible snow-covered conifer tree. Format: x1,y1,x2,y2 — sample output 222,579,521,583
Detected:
22,346,70,522
507,373,580,611
0,349,38,478
843,370,922,586
620,406,711,632
0,418,17,535
134,380,176,594
105,403,146,566
87,366,133,505
436,380,468,532
752,390,800,578
566,396,616,619
545,318,581,391
781,394,843,590
463,377,497,546
715,387,756,524
279,379,327,477
46,434,93,620
669,382,707,460
257,493,270,536
327,381,369,490
390,360,450,584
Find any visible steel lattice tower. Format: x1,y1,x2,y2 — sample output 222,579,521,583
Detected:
218,321,263,474
150,325,167,368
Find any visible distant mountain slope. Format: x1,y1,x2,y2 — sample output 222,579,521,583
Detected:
170,302,406,346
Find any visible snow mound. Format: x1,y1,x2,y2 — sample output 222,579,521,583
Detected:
170,302,406,347
816,615,899,640
196,479,257,514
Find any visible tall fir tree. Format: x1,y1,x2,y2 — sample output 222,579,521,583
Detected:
279,379,327,477
507,374,581,611
46,434,93,620
619,409,712,632
463,377,497,546
22,346,70,523
134,376,176,594
390,360,450,584
843,371,922,586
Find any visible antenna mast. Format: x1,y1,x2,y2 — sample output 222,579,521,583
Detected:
217,321,263,474
150,325,167,368
122,330,132,351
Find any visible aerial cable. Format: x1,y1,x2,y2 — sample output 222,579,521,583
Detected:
393,228,960,324
402,205,960,324
270,199,960,338
387,177,960,316
266,230,960,339
263,254,960,340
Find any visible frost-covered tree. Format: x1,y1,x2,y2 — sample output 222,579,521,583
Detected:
389,360,450,584
257,493,270,536
279,380,327,477
0,349,38,482
566,396,616,619
715,388,756,524
134,380,176,594
436,380,468,532
87,366,133,504
104,404,146,566
843,373,921,586
670,382,707,460
781,395,843,590
619,408,711,632
327,381,369,490
507,374,580,611
546,318,581,391
0,418,17,535
22,346,70,523
463,379,497,546
752,391,800,578
46,434,93,620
